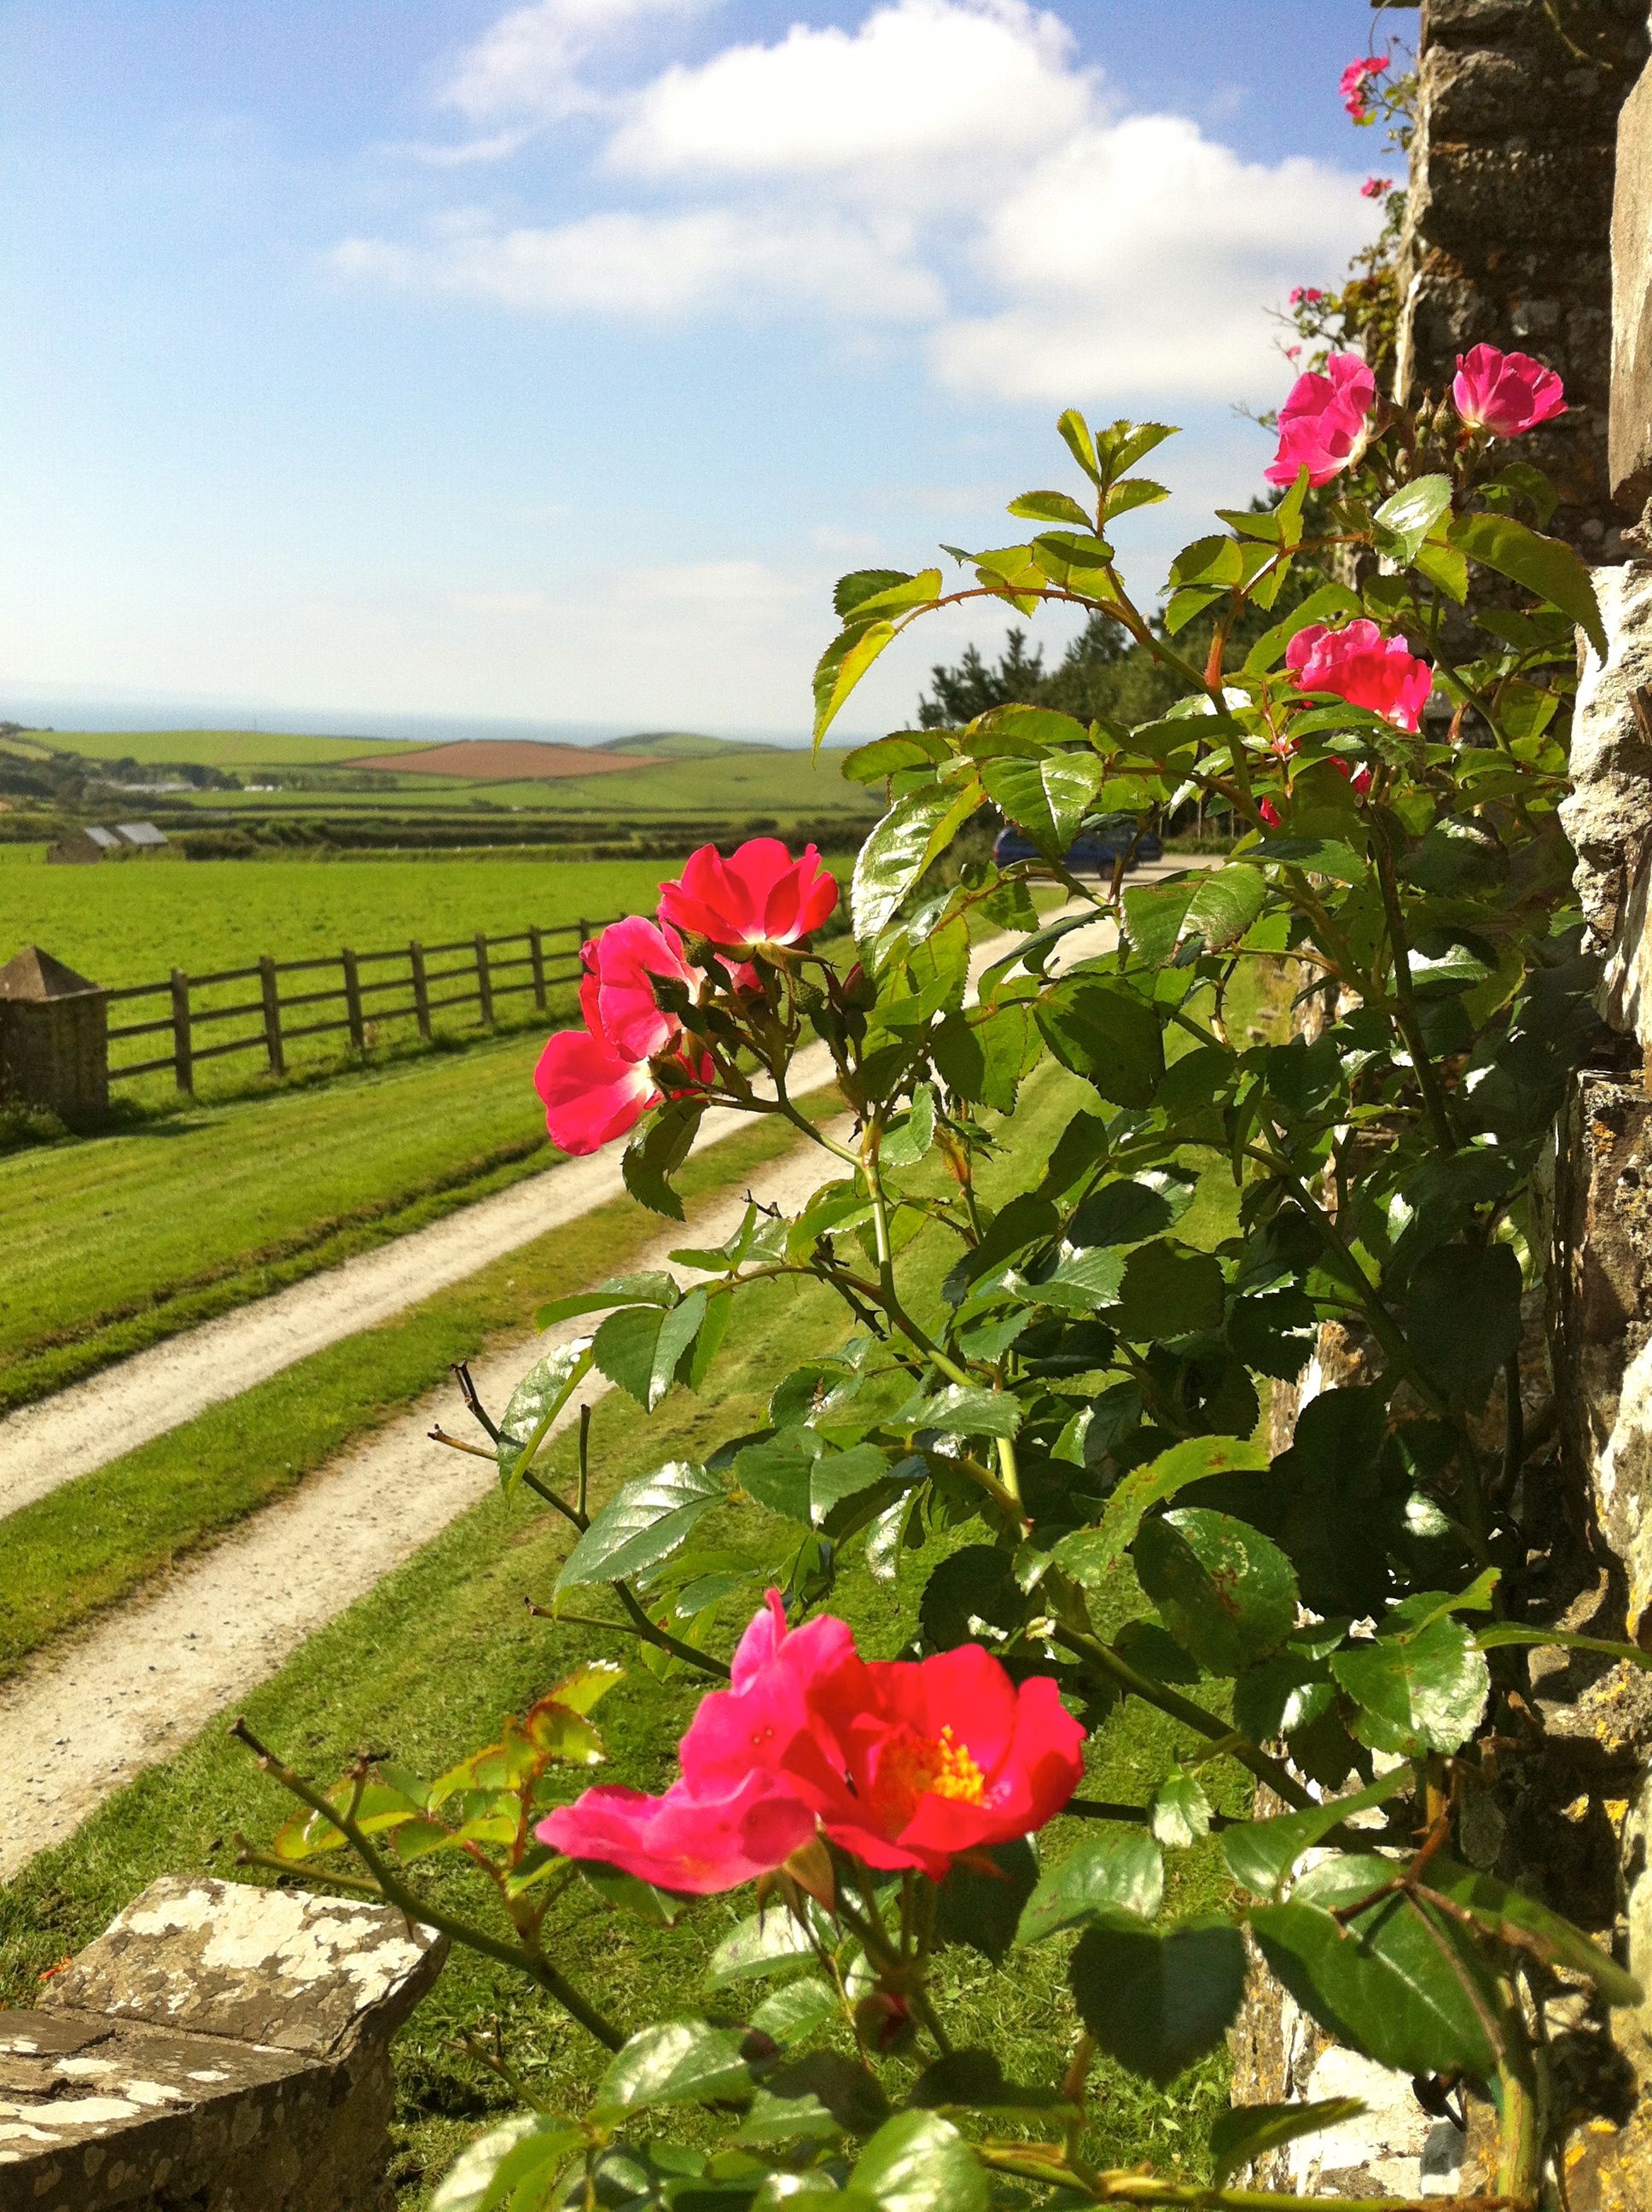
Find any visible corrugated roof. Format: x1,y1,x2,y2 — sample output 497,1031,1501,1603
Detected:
83,825,121,850
113,821,168,847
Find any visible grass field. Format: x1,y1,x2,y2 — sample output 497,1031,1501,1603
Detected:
0,850,721,991
0,1054,1244,2205
32,727,431,766
0,1024,556,1408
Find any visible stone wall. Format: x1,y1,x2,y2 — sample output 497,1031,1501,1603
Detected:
0,1877,445,2211
1395,0,1648,550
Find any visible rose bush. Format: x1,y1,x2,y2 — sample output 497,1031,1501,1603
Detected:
241,332,1650,2209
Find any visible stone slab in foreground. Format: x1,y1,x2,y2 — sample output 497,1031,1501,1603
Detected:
0,1876,445,2211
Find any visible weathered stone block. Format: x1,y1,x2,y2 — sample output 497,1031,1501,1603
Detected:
0,1877,445,2211
1613,55,1652,508
1564,563,1652,954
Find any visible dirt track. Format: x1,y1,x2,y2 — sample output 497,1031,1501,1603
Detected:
0,887,1179,1874
0,1144,849,1880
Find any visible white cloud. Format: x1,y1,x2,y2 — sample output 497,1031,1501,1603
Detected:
388,128,534,167
329,207,941,321
935,116,1372,404
443,0,712,124
606,0,1091,191
336,0,1378,407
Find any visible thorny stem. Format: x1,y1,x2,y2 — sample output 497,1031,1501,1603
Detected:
1371,818,1462,1152
230,1720,625,2051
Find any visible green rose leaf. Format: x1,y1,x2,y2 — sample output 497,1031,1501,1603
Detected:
1253,1853,1500,2080
1134,1508,1299,1675
1451,510,1607,656
496,1338,596,1494
1115,1240,1225,1339
1403,1241,1523,1404
1424,1856,1643,2007
621,1095,703,1223
981,754,1106,858
1067,1917,1247,2086
853,783,982,941
1035,977,1165,1108
1329,1615,1491,1756
1222,1768,1414,1897
1018,1832,1165,1943
1052,1435,1267,1589
932,1837,1039,1963
556,1460,722,1592
430,2116,586,2212
1208,2101,1369,2192
1008,488,1095,529
593,2019,756,2121
1373,474,1452,566
1175,864,1268,956
850,2111,988,2212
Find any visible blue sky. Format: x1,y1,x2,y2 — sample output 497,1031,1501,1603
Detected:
0,0,1394,740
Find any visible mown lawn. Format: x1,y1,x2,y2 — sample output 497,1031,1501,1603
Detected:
0,1051,1247,2204
1,850,695,990
0,1024,563,1411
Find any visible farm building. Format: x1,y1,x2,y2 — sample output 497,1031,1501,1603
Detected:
46,821,168,864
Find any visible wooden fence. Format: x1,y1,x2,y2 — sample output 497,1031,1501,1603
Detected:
104,917,614,1093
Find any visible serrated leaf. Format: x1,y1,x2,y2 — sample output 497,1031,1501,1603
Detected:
1425,1856,1642,2006
1135,1508,1299,1675
882,1085,936,1167
556,1459,722,1592
1253,1853,1499,2079
1008,488,1094,529
852,783,980,942
1056,408,1102,485
430,2116,586,2212
622,1095,703,1222
1451,510,1607,656
851,2112,988,2212
1175,863,1268,953
1373,474,1452,566
708,1904,822,1983
594,2020,755,2121
901,1383,1022,1440
981,754,1106,857
1330,1615,1489,1755
1209,2100,1368,2192
1150,1767,1212,1850
1018,1833,1164,1943
1068,1917,1246,2086
815,620,898,746
497,1339,595,1493
1051,1435,1266,1589
1222,1768,1414,1897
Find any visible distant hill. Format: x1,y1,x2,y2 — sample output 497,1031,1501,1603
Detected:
599,731,780,759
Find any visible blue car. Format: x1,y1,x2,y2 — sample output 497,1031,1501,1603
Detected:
992,815,1160,873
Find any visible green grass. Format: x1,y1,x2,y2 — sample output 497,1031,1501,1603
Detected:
0,1056,1242,2204
0,1025,564,1410
1,851,703,992
32,728,428,767
0,1102,829,1674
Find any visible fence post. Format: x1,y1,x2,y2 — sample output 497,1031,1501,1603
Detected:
170,969,193,1093
410,941,432,1040
342,948,365,1051
475,933,495,1027
528,926,547,1011
576,915,590,949
259,955,285,1077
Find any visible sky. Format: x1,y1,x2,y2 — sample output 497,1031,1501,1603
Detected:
0,0,1397,742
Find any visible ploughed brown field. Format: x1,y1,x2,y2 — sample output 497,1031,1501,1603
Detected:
354,741,648,780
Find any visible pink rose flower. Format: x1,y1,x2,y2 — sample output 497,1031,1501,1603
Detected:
1265,351,1376,488
533,916,711,1156
1286,619,1434,732
540,1592,1086,1892
659,837,838,955
1361,176,1393,200
578,915,699,1063
1341,53,1388,119
1451,344,1567,438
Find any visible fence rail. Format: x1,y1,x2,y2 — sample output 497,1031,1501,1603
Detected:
104,915,613,1093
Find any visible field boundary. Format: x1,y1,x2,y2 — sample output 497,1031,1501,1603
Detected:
103,912,614,1093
